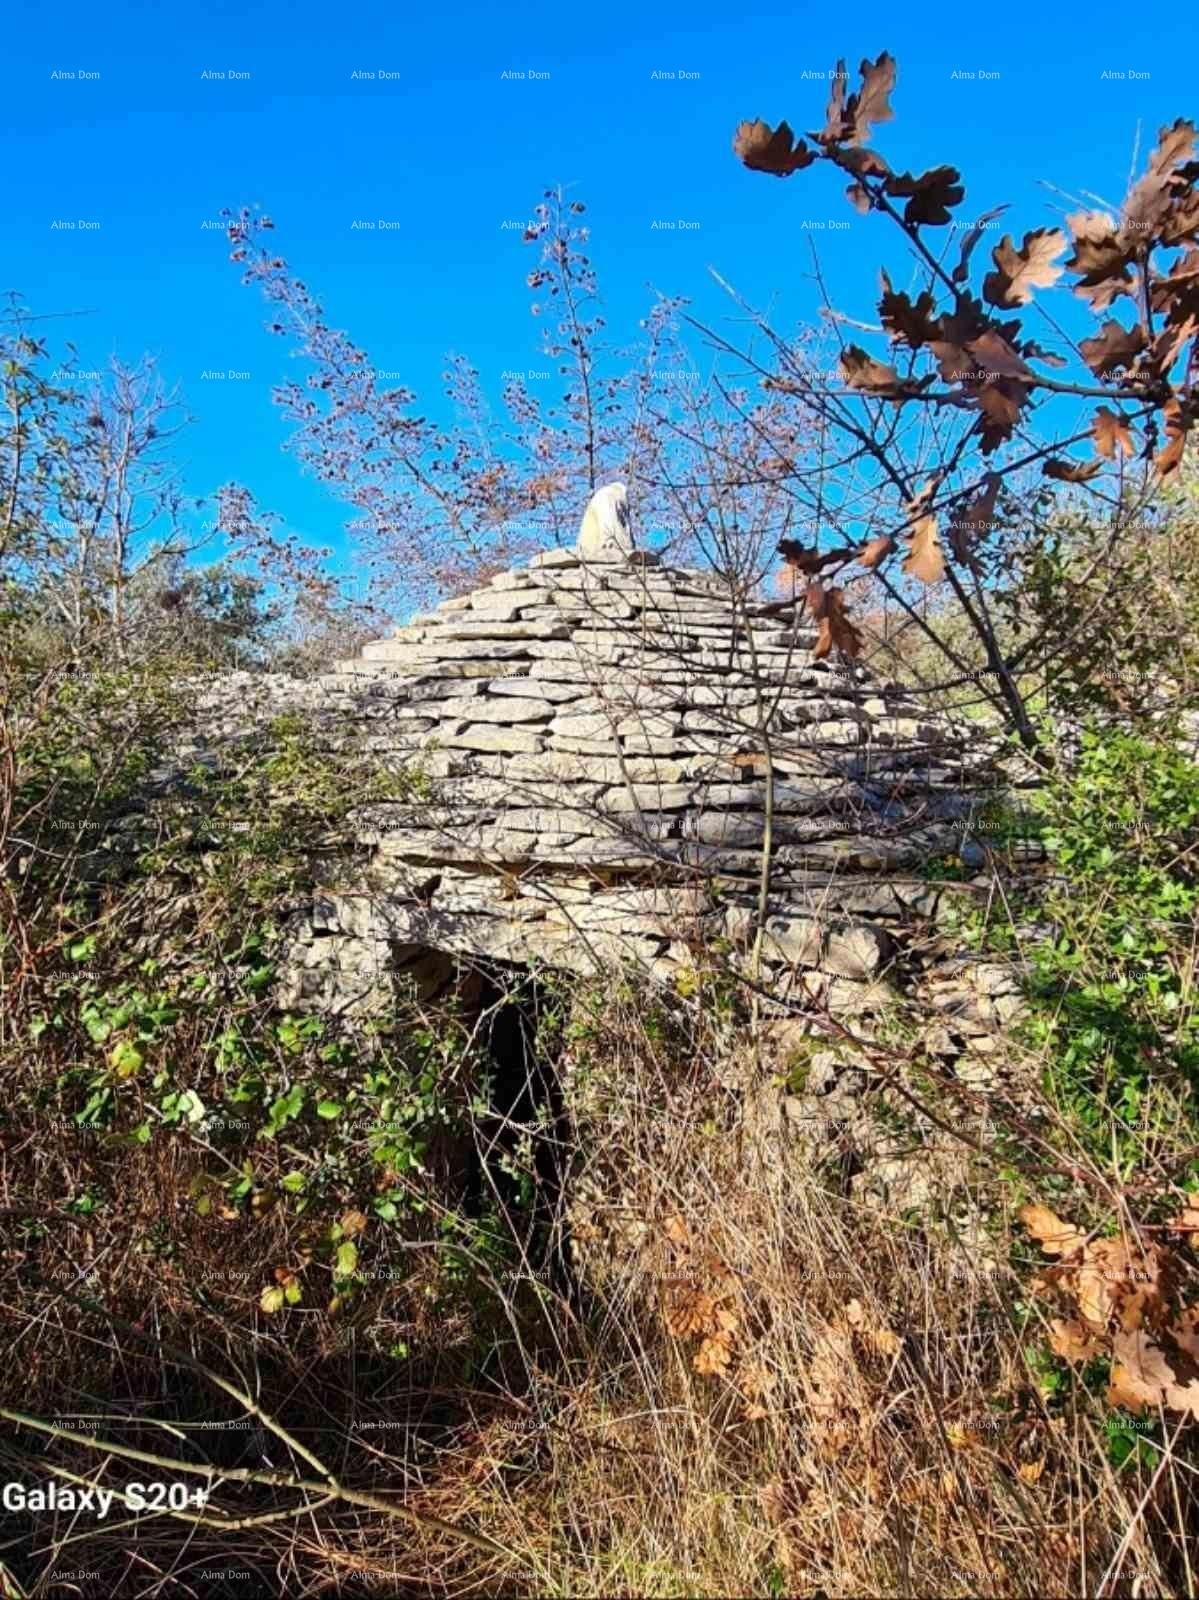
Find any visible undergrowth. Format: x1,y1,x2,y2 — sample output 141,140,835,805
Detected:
3,670,1199,1596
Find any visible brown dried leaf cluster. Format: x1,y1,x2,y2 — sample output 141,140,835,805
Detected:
659,1217,742,1379
822,53,896,148
791,1300,904,1472
1021,1202,1199,1418
775,517,905,602
755,1283,1060,1584
808,583,863,659
736,65,1199,484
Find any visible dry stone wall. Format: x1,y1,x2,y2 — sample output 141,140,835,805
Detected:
191,542,996,1014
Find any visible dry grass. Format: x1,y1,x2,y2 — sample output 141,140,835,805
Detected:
266,983,1197,1598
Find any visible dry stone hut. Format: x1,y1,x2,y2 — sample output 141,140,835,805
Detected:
208,488,991,1018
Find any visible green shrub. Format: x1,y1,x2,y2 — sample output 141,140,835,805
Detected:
1020,728,1199,1167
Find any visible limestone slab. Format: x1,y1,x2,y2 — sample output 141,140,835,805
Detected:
432,696,556,724
362,639,531,663
600,783,696,813
431,619,572,642
489,677,579,702
551,711,618,740
441,724,545,754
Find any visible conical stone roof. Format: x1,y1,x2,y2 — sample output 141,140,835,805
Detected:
251,530,988,1011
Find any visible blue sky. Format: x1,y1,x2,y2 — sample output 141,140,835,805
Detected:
2,0,1188,575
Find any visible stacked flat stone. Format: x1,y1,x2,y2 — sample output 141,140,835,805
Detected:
235,541,990,1011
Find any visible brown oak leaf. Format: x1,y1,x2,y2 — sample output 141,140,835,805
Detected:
1049,1317,1104,1363
1066,211,1135,309
824,52,896,146
1022,340,1068,368
733,120,817,177
878,271,940,346
840,344,905,395
982,229,1066,308
1043,457,1104,482
965,329,1035,382
846,181,871,214
693,1331,735,1376
1118,173,1173,248
1149,117,1197,177
884,165,964,226
665,1284,718,1338
976,379,1028,451
1161,188,1199,248
1152,249,1199,321
1066,210,1127,274
906,475,942,516
928,305,1012,385
1156,398,1189,478
848,52,896,145
739,1361,777,1403
803,1318,857,1431
1078,320,1147,380
1073,1237,1136,1330
903,514,944,584
812,586,862,659
1020,1203,1086,1258
1109,1327,1199,1419
839,144,890,177
1092,407,1135,459
845,1299,902,1356
928,339,978,384
662,1213,691,1249
822,59,848,143
857,533,895,569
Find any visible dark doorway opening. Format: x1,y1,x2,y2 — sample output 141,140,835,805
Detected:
464,964,573,1298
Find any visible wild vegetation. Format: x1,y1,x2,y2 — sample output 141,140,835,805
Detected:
1,49,1199,1600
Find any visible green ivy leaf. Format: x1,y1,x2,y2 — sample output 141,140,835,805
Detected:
177,1089,206,1124
109,1040,145,1078
262,1084,305,1136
